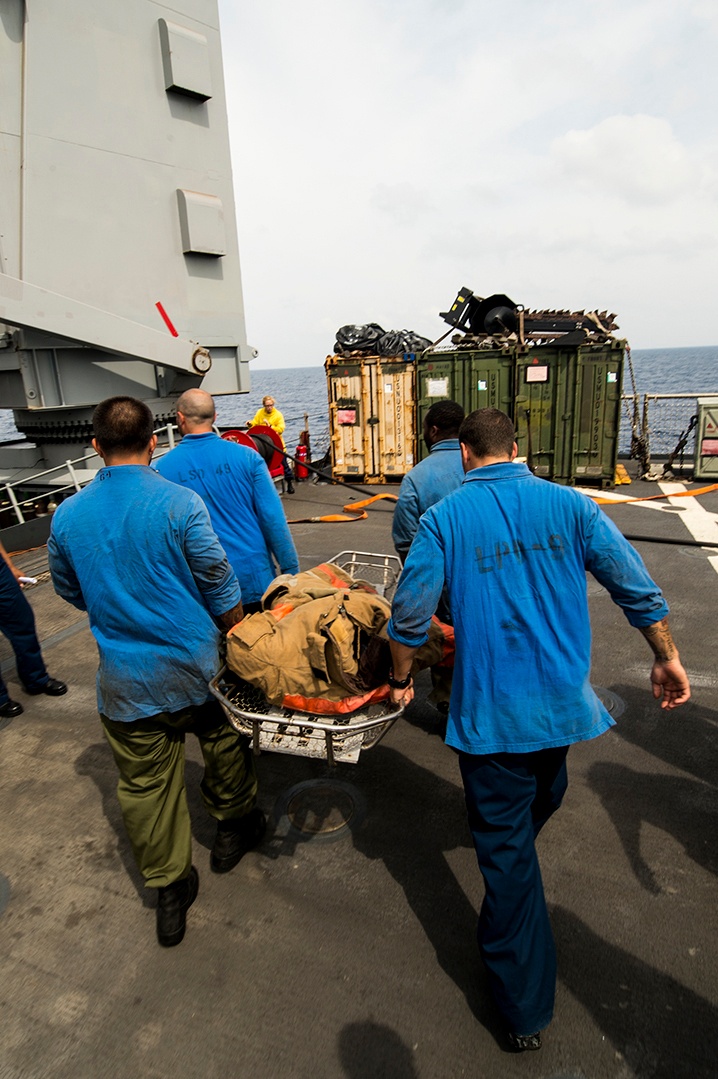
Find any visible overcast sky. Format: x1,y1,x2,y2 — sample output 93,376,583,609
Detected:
218,0,717,368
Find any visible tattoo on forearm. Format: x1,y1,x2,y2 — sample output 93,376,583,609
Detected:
640,619,678,661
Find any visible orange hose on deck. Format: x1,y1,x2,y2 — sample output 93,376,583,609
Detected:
590,482,718,506
288,492,398,524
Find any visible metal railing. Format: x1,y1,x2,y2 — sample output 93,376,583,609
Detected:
0,423,178,525
620,391,716,476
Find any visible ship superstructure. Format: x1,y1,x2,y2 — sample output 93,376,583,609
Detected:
0,1,252,469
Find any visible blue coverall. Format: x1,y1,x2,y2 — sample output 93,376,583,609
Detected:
156,432,299,605
391,438,465,559
388,461,669,1034
48,465,256,886
0,558,50,704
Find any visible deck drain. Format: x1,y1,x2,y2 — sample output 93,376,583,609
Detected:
592,686,626,718
0,873,10,918
275,779,366,841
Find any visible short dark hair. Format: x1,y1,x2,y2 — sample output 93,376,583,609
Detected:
459,408,515,458
425,400,465,435
93,396,155,454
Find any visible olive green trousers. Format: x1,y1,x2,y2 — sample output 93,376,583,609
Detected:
102,700,257,889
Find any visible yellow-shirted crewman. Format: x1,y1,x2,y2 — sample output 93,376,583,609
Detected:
248,396,294,493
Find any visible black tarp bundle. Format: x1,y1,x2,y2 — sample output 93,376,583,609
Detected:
334,324,432,357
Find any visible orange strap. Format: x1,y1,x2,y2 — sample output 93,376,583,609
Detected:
590,482,718,506
288,492,398,524
315,563,354,589
282,684,391,714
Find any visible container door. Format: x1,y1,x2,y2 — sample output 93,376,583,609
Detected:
694,396,718,480
327,359,368,478
571,345,624,486
465,350,515,414
363,359,381,479
416,356,463,460
375,361,416,480
513,347,573,481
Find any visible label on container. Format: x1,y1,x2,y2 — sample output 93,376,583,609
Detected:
607,372,617,383
477,380,487,391
427,377,448,397
526,366,549,383
337,409,357,425
700,439,718,456
384,383,392,393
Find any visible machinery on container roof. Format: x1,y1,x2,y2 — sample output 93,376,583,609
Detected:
439,287,619,348
0,1,254,474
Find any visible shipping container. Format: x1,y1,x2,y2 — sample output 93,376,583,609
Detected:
694,396,718,480
514,341,624,486
325,356,417,482
326,340,624,487
416,349,514,460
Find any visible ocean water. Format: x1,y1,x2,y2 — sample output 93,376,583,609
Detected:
1,347,716,456
625,346,717,394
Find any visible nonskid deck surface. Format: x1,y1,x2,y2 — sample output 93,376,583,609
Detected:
1,470,717,1079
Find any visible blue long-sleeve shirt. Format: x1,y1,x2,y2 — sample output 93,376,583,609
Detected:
388,462,669,754
156,432,299,602
391,438,465,557
48,465,241,722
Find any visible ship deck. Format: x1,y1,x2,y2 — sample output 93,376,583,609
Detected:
1,469,717,1079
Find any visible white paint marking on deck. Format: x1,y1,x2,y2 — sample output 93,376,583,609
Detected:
574,487,683,514
574,483,718,576
658,481,718,577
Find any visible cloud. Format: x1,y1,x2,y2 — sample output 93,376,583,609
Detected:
218,0,718,359
551,115,695,204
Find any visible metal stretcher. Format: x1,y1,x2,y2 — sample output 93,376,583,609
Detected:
209,551,404,765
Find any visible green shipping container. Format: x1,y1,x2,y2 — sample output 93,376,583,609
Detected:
416,350,513,460
514,341,624,486
693,396,718,481
416,342,624,485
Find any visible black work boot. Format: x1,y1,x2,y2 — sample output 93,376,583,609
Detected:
156,865,199,947
0,699,23,718
286,480,295,494
211,807,267,874
507,1031,542,1052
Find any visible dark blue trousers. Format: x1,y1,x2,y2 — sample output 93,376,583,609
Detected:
459,746,569,1035
0,558,48,704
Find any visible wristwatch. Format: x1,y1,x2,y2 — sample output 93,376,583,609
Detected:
388,669,412,690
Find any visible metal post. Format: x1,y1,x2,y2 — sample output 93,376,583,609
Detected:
66,460,82,492
6,486,26,524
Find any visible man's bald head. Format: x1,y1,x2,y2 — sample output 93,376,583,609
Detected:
176,389,216,432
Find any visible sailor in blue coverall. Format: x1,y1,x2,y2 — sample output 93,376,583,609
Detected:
392,400,465,713
392,399,466,564
156,388,299,611
386,408,691,1051
49,397,263,948
0,540,67,718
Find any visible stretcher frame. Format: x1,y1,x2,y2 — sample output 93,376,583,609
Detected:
209,551,404,764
